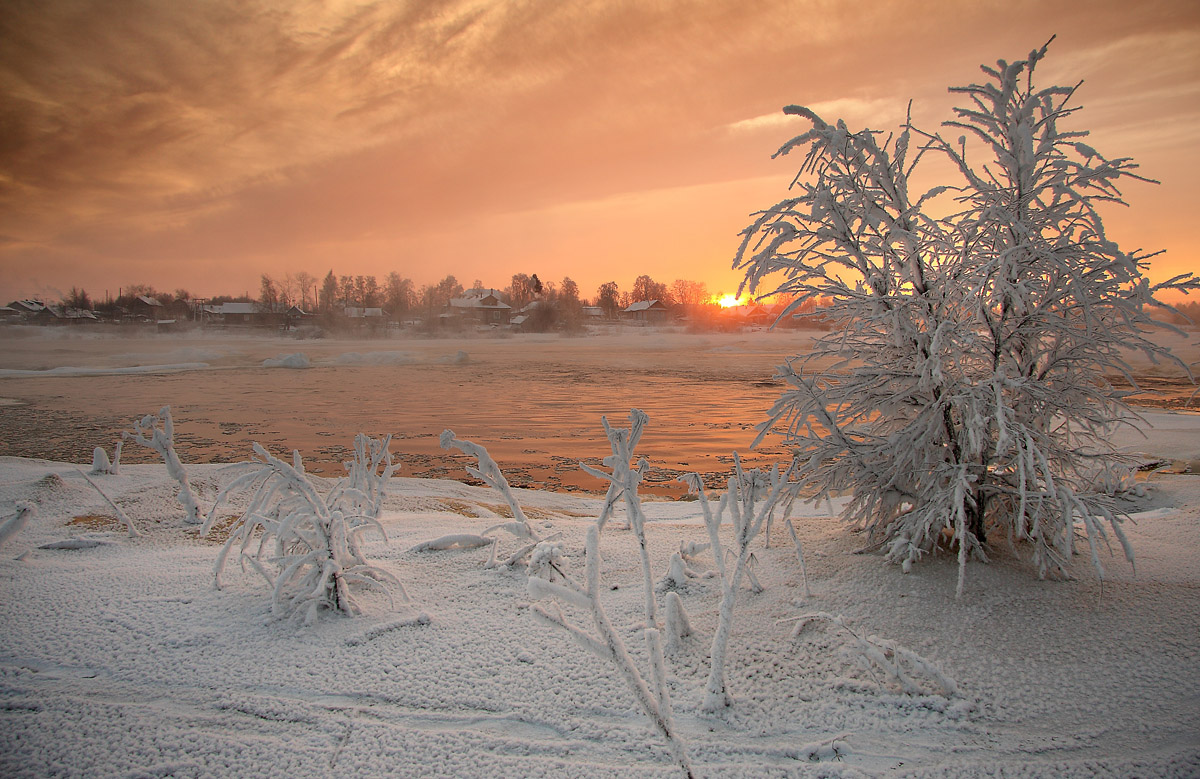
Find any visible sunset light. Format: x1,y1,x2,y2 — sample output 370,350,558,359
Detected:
1,2,1196,303
715,294,749,308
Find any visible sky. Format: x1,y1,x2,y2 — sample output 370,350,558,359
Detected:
1,0,1198,306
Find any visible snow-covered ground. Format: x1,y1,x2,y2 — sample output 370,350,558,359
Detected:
1,411,1198,777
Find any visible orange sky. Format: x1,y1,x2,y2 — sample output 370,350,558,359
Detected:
2,0,1198,305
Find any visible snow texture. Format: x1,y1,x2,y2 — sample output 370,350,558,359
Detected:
0,410,1198,775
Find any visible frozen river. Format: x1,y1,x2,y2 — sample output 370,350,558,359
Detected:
1,326,1196,497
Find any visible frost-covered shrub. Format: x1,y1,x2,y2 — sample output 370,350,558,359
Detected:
203,442,404,625
124,406,202,524
334,433,396,520
736,41,1198,594
682,455,794,712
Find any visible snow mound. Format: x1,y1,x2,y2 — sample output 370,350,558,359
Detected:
261,353,311,369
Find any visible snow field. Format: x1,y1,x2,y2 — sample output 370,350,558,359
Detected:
1,450,1198,777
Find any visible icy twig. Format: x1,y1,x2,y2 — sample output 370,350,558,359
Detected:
688,456,795,712
529,525,695,778
0,503,34,551
76,469,139,537
788,612,957,697
440,430,541,561
785,518,811,598
124,406,202,524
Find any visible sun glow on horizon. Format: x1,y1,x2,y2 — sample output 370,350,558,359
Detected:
714,294,749,308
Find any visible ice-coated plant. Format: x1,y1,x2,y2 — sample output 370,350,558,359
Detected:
683,455,794,712
90,440,121,475
203,442,404,625
528,410,694,778
580,409,658,624
0,502,34,552
333,433,396,520
789,612,957,697
76,469,139,537
529,525,694,778
124,406,202,524
735,40,1198,594
439,429,544,567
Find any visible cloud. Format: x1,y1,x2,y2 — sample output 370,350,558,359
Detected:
1,0,1197,300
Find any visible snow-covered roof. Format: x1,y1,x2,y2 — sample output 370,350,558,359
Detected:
449,295,510,310
345,307,386,318
623,299,667,312
214,302,262,315
8,299,47,313
137,295,163,307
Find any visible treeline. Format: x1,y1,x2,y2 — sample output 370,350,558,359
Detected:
58,271,744,331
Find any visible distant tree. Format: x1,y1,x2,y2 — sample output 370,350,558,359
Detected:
339,275,354,306
596,281,620,319
384,272,415,321
318,270,338,314
736,42,1199,594
61,287,92,310
560,277,580,303
259,275,280,312
293,271,316,311
531,273,543,296
507,273,538,310
632,274,670,304
362,275,380,308
277,274,296,309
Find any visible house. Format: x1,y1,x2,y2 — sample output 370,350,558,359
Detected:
130,295,164,320
202,302,280,327
581,306,605,321
7,300,51,321
722,303,772,328
620,299,670,325
448,289,511,326
54,306,99,325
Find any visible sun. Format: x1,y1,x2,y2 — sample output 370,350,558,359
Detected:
715,294,747,308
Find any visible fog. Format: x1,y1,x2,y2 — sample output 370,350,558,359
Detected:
1,326,1195,497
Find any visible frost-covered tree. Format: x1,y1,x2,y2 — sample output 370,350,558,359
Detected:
736,41,1198,594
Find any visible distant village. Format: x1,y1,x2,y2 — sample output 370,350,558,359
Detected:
1,272,835,335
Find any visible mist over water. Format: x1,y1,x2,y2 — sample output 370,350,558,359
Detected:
0,330,816,497
3,327,1196,497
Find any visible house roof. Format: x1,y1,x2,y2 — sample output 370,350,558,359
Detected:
8,300,47,313
210,302,261,315
449,295,510,310
137,295,163,307
623,299,668,312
